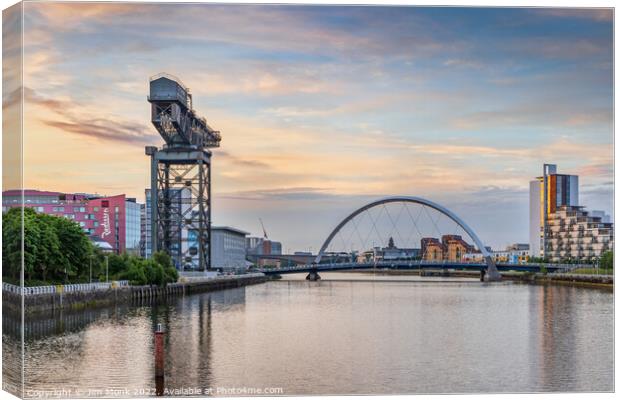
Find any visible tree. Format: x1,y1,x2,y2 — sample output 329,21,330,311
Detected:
600,251,613,270
2,208,179,286
2,207,94,284
2,207,25,281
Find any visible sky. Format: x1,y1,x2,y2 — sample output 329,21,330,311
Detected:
2,4,614,251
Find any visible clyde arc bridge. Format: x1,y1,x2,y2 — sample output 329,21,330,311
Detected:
258,196,506,281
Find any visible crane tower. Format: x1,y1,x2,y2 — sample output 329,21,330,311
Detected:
145,73,221,271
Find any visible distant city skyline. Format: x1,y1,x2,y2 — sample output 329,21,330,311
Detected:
3,5,613,250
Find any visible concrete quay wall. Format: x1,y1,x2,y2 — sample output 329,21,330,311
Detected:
3,274,268,315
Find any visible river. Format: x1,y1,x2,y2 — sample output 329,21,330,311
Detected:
3,273,614,396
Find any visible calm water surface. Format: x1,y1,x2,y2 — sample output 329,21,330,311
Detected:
3,273,614,396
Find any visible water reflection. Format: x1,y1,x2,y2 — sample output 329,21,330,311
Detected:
2,280,613,397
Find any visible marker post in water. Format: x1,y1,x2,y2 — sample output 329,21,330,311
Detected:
155,323,165,395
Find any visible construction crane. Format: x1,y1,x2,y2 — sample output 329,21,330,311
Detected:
259,218,269,239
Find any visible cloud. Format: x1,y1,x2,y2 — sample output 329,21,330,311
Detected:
214,150,270,168
451,103,612,131
531,8,613,22
23,86,157,145
443,58,483,69
218,187,336,201
41,119,155,145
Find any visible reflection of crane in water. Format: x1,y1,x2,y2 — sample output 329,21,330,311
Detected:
145,73,222,271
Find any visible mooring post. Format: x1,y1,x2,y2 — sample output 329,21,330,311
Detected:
155,323,165,378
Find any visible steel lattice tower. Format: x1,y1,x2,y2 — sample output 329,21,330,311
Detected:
146,73,221,271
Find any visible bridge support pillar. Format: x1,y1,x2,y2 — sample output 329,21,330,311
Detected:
484,269,502,282
306,270,321,281
483,256,502,282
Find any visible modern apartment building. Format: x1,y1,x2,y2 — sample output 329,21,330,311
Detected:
545,206,613,262
529,164,613,261
529,164,579,258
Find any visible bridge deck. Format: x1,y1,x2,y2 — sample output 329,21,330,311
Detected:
257,261,576,275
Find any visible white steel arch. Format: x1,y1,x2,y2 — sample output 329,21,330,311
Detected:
314,196,501,280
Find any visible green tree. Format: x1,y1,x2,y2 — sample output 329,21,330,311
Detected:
152,251,178,285
2,207,25,281
46,214,92,281
2,207,94,284
600,251,613,270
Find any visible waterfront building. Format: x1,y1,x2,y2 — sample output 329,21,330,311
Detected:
529,164,579,258
211,226,249,272
528,164,613,261
140,203,148,257
356,246,419,262
545,206,613,262
246,237,283,255
421,235,473,262
463,243,530,264
2,189,142,254
142,189,153,258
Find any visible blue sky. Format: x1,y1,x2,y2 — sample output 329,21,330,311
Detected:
6,4,613,250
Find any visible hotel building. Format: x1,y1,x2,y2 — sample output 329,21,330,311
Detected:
2,190,142,254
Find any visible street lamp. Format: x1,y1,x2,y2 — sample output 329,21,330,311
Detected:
89,255,93,284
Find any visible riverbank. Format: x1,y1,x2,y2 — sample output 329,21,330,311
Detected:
2,274,269,315
338,269,613,290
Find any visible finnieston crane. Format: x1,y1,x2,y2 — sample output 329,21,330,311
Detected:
145,73,221,272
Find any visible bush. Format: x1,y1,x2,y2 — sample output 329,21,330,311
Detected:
113,251,178,286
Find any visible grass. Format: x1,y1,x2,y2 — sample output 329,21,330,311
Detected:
568,268,613,275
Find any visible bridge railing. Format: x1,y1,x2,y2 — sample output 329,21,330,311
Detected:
257,260,598,272
2,281,129,296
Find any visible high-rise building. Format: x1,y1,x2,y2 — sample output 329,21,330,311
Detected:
125,198,142,255
529,164,579,258
143,187,198,270
142,189,153,259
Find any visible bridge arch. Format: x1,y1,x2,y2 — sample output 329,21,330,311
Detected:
314,196,501,281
